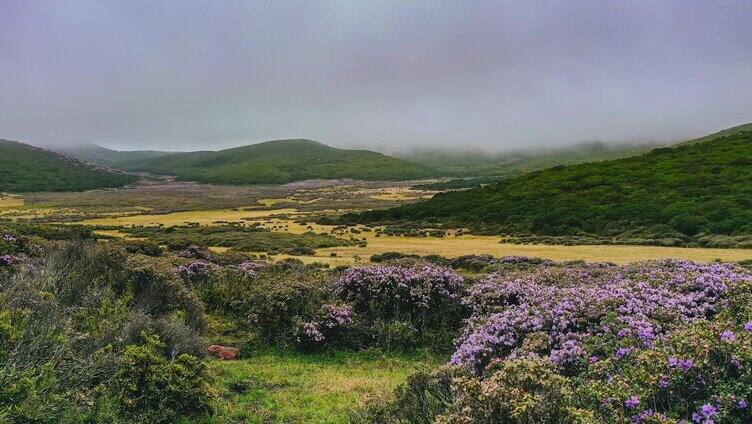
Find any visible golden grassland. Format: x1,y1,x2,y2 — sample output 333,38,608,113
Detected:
0,195,25,208
79,208,300,227
75,207,752,264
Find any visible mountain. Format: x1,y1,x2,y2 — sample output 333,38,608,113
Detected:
118,139,438,184
400,141,659,178
52,144,172,167
0,139,138,193
348,125,752,241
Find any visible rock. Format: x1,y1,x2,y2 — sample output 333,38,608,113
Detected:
208,344,239,360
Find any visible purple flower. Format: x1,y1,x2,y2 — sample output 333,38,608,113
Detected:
0,255,12,266
625,395,640,409
668,357,693,371
659,375,670,388
448,260,752,371
615,347,632,358
589,356,598,364
720,330,736,342
700,403,717,418
678,358,694,371
3,234,15,242
738,399,748,410
744,321,752,332
297,321,324,344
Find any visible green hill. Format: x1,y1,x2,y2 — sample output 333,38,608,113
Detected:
119,139,437,184
0,139,138,193
349,126,752,242
53,144,172,167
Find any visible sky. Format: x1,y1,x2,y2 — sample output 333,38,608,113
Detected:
1,1,751,153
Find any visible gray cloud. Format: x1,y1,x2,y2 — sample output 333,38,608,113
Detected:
1,0,751,152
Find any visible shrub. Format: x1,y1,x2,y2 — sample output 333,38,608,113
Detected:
438,358,594,424
118,238,164,256
111,331,213,423
334,264,465,350
245,265,331,344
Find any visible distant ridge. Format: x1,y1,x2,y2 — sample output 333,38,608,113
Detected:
52,144,173,167
0,139,138,193
119,139,437,185
348,124,752,241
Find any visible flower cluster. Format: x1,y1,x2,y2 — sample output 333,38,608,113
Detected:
295,321,325,347
320,304,352,329
236,260,264,279
175,260,212,278
451,260,752,371
0,254,12,266
334,264,463,322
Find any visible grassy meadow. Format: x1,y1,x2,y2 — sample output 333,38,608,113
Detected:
210,350,438,423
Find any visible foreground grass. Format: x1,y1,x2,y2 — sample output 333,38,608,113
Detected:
209,349,439,423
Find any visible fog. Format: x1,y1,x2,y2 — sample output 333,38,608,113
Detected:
1,1,751,153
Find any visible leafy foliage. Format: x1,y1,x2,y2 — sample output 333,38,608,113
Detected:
0,139,137,192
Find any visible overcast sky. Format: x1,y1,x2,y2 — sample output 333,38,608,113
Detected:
1,1,751,152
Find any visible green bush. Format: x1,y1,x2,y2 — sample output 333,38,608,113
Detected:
111,331,213,423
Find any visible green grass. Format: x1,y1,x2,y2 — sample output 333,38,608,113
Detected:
0,139,138,192
208,349,439,423
350,127,752,241
119,139,437,185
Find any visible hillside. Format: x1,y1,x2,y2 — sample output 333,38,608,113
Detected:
52,144,172,167
0,139,138,192
348,128,752,242
119,139,438,184
401,141,658,178
676,122,752,146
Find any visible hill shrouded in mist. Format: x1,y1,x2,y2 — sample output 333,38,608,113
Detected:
0,140,138,193
53,144,172,167
400,141,659,178
118,139,438,184
348,125,752,241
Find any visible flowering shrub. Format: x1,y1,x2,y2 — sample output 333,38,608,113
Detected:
359,260,752,424
293,304,353,350
335,264,463,324
176,260,213,279
452,260,751,372
334,264,465,350
236,260,265,279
